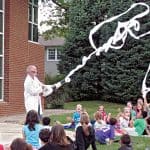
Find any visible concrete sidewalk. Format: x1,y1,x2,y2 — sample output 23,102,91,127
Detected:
0,109,74,144
0,123,22,144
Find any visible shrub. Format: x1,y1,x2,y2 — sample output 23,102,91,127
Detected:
44,74,69,109
45,74,65,85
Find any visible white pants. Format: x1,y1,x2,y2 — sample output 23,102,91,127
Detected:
123,127,138,136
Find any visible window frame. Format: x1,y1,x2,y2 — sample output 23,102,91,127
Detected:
0,0,4,101
28,0,38,42
47,48,61,62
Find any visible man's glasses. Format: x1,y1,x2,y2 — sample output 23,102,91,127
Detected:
31,71,37,73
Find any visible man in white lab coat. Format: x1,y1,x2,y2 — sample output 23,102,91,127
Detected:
24,65,44,116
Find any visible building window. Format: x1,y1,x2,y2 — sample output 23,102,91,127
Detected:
0,0,4,100
0,0,2,10
47,48,61,61
28,0,38,42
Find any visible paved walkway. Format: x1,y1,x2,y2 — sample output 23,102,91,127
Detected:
0,109,74,144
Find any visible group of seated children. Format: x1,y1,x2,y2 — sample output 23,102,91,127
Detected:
0,105,136,150
2,97,150,150
68,97,150,148
70,106,133,149
11,110,75,150
64,104,120,147
116,97,150,136
92,97,150,139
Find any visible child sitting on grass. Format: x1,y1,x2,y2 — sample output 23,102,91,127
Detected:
64,104,83,129
126,101,136,121
22,110,43,149
124,111,147,136
98,105,107,122
10,138,33,150
42,116,51,130
76,112,97,150
72,104,83,127
119,107,131,129
145,117,150,135
39,128,51,147
95,117,117,145
93,111,106,130
118,134,133,150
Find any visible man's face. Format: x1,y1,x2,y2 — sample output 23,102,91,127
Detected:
29,66,37,78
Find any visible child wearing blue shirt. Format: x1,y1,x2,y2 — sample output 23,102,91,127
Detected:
22,110,42,149
72,104,82,128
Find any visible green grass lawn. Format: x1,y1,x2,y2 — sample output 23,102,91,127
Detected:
48,101,150,150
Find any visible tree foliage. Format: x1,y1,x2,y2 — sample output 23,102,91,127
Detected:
59,0,111,100
59,0,150,102
100,0,150,102
40,0,70,39
41,0,150,103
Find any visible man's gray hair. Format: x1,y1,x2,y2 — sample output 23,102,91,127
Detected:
26,65,36,73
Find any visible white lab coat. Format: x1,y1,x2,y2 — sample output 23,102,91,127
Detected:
24,74,43,115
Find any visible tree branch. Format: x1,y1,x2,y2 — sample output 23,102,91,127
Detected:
51,0,68,11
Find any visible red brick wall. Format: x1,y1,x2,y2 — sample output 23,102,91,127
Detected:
0,0,44,116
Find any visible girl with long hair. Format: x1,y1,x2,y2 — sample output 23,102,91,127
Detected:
22,110,42,149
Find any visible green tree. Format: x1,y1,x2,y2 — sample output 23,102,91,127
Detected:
59,0,150,102
59,0,111,100
100,0,150,103
40,0,70,39
42,0,150,103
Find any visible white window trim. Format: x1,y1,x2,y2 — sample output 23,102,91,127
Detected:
28,40,40,44
0,0,4,101
47,48,61,62
28,0,38,42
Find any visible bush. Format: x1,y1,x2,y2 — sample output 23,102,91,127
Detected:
44,74,69,109
45,74,65,85
45,86,70,109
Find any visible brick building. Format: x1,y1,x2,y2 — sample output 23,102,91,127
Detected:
0,0,44,116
